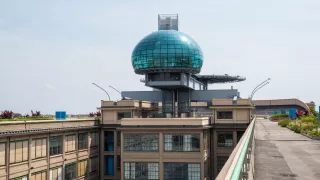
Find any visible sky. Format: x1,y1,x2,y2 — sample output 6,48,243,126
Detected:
1,0,320,114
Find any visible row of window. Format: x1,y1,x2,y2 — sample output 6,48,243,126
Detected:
124,162,200,180
123,134,200,152
0,132,98,165
10,157,98,180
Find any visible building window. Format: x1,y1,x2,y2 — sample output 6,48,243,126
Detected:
217,111,233,119
217,133,233,147
117,131,121,147
104,131,114,152
78,159,88,177
164,134,200,152
10,176,28,180
78,133,88,150
10,140,28,163
31,138,46,159
50,166,62,180
90,156,98,173
49,136,62,156
117,155,121,170
217,156,228,173
237,131,245,143
90,132,98,147
124,162,159,180
124,134,159,152
118,112,131,120
104,155,114,176
65,162,76,180
0,142,6,166
31,170,46,180
164,163,200,180
65,134,76,152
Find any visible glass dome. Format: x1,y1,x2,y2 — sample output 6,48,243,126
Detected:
132,30,203,74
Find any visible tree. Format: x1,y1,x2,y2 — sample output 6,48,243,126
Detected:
0,110,13,119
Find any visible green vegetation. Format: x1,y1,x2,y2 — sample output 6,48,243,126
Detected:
278,119,291,127
0,117,54,122
278,113,320,137
272,114,289,118
310,108,319,117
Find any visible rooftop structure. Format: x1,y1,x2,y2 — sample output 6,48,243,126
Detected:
158,14,179,31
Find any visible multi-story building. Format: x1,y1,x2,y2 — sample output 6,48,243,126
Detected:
1,14,253,180
0,120,100,180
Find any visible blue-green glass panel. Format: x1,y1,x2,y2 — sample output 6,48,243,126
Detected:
131,30,203,71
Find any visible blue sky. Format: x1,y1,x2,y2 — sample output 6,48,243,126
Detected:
1,0,320,114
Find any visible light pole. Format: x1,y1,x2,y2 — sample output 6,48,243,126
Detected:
92,83,110,100
109,85,121,95
250,78,270,105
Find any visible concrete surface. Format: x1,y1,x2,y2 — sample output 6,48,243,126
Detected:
254,118,320,180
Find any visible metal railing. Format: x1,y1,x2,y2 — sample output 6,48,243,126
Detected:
216,118,256,180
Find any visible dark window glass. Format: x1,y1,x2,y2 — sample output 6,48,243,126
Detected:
217,156,229,173
104,155,114,176
117,155,121,171
65,162,76,180
164,163,200,180
237,131,245,143
78,133,88,150
217,133,233,147
118,112,131,120
50,136,62,156
104,131,114,152
124,134,158,152
217,111,233,119
124,162,159,180
164,134,200,152
117,131,121,147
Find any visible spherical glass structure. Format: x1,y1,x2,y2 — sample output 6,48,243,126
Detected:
132,30,203,74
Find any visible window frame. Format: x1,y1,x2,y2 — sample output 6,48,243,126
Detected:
49,136,62,156
163,163,200,180
10,139,29,164
65,162,76,180
32,138,47,159
164,134,200,152
0,142,6,166
89,156,98,173
89,132,98,148
216,111,233,120
78,133,88,150
78,159,88,177
117,112,132,120
65,134,76,152
123,133,159,152
217,132,234,148
124,162,159,180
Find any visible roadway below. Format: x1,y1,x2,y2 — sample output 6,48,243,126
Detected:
254,118,320,180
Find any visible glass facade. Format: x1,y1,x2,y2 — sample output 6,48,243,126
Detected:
164,163,200,180
132,30,203,73
164,134,200,152
124,134,159,152
124,162,159,180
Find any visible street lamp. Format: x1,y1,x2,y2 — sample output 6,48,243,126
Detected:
250,78,271,105
250,78,270,98
92,83,111,100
